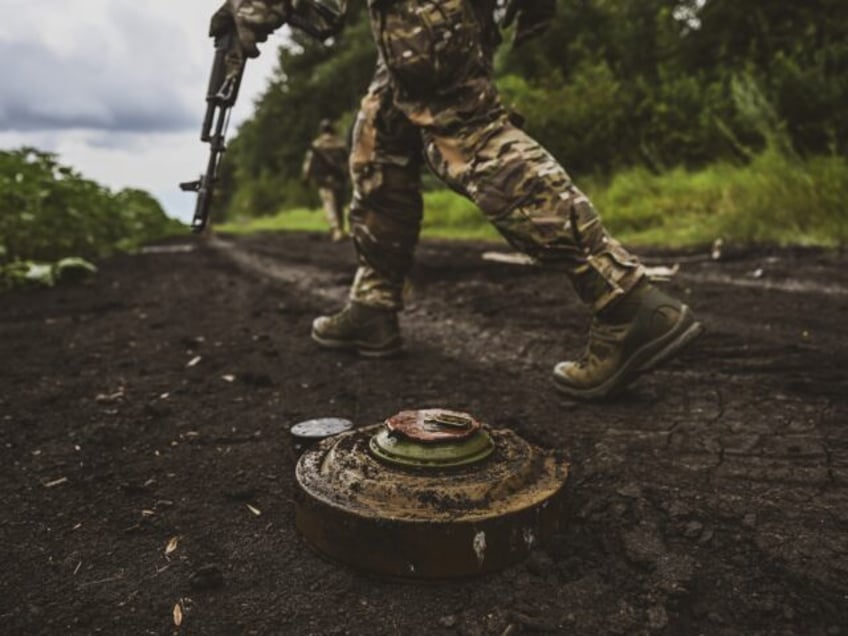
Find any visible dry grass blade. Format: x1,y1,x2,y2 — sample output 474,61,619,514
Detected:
165,536,179,556
173,600,183,627
43,477,68,488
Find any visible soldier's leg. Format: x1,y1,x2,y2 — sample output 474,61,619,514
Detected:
311,63,423,356
318,186,341,237
374,0,639,309
346,62,424,311
332,185,347,237
373,0,702,396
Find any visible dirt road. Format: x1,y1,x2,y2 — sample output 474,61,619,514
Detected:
1,232,846,634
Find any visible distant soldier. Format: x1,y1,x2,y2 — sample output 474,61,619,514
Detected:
302,119,349,242
213,0,703,400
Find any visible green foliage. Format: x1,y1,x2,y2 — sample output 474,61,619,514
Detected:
217,193,500,241
419,190,499,240
0,148,182,289
0,257,98,292
498,61,629,174
590,149,848,248
218,207,327,234
220,148,847,249
217,0,847,249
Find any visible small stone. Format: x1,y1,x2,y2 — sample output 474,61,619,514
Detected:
742,512,757,528
616,484,642,498
698,527,715,544
438,615,458,628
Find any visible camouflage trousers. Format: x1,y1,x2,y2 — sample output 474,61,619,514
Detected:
318,186,345,233
349,0,645,312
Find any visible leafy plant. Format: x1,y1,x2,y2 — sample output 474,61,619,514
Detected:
0,147,182,290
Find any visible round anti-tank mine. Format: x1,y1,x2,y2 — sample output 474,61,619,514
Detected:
294,409,569,579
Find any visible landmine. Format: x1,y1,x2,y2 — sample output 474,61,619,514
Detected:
294,409,569,579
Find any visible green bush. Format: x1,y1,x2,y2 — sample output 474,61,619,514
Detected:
0,148,181,265
0,148,182,289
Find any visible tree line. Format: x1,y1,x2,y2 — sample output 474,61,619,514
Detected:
216,0,847,220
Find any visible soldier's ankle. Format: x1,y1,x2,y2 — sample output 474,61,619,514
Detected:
598,279,652,324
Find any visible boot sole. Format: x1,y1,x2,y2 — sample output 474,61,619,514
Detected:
552,306,704,401
311,330,403,359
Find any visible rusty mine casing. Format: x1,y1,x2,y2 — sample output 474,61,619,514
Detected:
293,409,569,579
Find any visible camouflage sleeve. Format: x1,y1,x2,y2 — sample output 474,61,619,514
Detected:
210,0,290,58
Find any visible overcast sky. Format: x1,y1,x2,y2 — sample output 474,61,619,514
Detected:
0,0,284,222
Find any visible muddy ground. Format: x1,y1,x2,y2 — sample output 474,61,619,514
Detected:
1,231,846,635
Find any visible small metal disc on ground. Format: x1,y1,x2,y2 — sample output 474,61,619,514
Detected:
294,409,569,579
289,418,354,458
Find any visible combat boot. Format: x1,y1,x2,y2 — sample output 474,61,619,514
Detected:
553,281,703,400
311,302,402,358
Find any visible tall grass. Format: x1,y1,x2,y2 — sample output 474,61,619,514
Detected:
420,190,499,240
220,150,847,248
590,150,848,248
218,196,501,240
218,207,328,234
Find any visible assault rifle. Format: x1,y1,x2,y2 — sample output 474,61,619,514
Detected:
181,0,346,234
179,28,243,234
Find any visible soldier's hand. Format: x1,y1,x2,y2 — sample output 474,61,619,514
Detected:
501,0,556,47
210,0,291,58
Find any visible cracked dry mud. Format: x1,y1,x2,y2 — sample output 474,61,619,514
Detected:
0,232,846,635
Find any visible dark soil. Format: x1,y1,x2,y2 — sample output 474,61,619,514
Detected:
1,232,846,635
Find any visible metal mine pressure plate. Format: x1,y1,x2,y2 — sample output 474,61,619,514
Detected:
294,409,569,579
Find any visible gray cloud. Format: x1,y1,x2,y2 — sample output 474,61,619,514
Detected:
0,6,202,133
0,1,282,221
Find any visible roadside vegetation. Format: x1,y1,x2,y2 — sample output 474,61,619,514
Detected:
214,1,846,249
220,147,848,248
0,148,182,290
4,2,844,291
